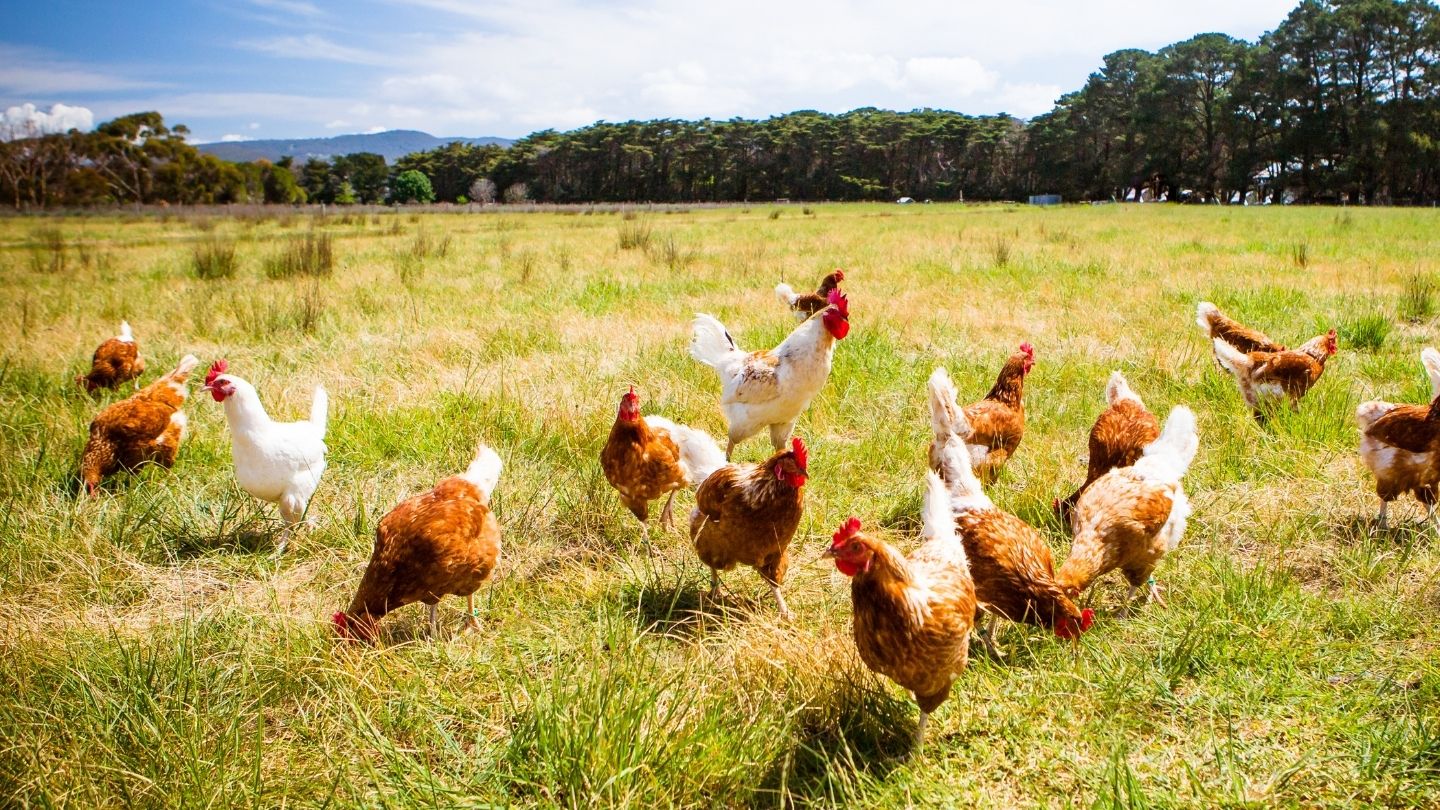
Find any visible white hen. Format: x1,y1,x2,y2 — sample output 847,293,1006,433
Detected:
201,360,329,553
690,289,850,459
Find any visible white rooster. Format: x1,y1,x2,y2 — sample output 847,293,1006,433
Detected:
201,359,329,553
690,289,850,459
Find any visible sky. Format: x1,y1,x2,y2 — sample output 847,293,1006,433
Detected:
1,0,1301,144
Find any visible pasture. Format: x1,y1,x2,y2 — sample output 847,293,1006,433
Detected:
1,202,1438,807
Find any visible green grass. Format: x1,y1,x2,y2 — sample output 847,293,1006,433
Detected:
1,203,1439,806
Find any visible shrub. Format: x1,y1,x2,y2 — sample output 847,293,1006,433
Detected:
1339,312,1391,352
27,227,66,274
618,220,652,251
389,170,435,204
264,231,335,279
1400,273,1437,323
191,239,239,280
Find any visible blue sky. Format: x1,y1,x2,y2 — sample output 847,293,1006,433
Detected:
3,0,1299,144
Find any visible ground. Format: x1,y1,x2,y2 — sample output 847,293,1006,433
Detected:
0,202,1437,807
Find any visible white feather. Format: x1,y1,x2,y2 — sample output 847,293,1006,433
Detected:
645,416,726,487
1105,370,1143,407
460,442,503,502
1133,406,1199,485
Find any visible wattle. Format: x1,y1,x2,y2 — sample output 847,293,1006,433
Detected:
835,557,865,577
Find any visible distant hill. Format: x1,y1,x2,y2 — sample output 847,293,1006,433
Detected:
196,130,513,163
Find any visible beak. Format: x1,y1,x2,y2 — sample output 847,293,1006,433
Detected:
821,545,837,558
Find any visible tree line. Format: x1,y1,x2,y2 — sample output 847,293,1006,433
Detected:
3,0,1437,208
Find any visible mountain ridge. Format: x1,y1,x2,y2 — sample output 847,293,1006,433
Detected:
196,129,513,163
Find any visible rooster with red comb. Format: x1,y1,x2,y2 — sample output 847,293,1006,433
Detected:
827,470,976,751
690,436,809,619
691,284,850,460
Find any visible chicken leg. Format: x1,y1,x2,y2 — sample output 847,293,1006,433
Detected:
768,420,796,451
463,594,482,633
770,583,794,622
427,603,440,639
660,491,677,530
977,612,1004,659
913,711,929,752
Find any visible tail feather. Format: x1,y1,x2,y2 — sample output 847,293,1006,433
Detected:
920,470,966,565
646,416,726,488
1356,400,1396,431
1422,347,1440,399
1134,406,1198,484
927,366,972,443
774,282,799,307
118,320,134,342
689,314,741,370
309,386,329,436
168,354,200,382
1105,370,1143,407
1196,301,1219,332
461,442,504,502
1212,338,1253,376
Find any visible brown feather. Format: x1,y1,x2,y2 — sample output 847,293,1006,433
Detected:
343,475,501,640
848,534,975,714
690,448,804,588
79,359,193,490
80,337,145,393
1058,399,1160,523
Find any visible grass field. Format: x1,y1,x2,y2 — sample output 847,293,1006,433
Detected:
2,202,1439,807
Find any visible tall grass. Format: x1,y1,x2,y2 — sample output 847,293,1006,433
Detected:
191,238,239,279
264,230,335,279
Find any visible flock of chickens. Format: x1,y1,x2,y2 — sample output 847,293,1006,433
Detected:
73,268,1428,750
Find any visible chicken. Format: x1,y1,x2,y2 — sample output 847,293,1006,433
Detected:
691,290,850,460
774,270,844,320
334,442,502,643
1356,348,1440,528
1056,406,1199,613
690,437,808,619
826,470,975,750
599,386,725,538
925,344,1032,486
77,320,145,393
201,360,329,553
927,368,1091,655
1212,329,1337,416
79,354,200,494
1196,301,1286,367
1055,371,1161,528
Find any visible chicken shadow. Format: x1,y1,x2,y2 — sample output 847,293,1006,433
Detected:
1332,514,1433,548
162,516,283,559
757,675,914,798
620,571,771,640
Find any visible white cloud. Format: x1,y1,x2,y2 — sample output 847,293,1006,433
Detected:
248,0,323,17
219,133,252,142
247,122,261,130
1,102,94,140
241,35,394,65
5,0,1301,140
995,83,1065,118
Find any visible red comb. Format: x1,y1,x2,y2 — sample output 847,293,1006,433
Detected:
790,437,808,470
831,516,862,546
1019,342,1034,357
834,269,845,282
1080,608,1095,632
624,385,636,398
827,289,849,317
205,359,228,386
331,611,350,638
